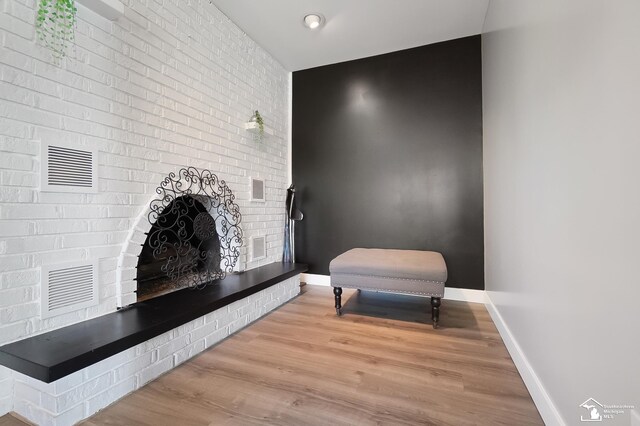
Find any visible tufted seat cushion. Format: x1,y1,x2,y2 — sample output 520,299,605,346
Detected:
330,248,447,297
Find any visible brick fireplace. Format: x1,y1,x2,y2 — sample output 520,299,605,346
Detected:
0,0,292,423
117,167,245,307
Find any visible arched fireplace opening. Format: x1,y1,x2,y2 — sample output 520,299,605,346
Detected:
136,195,222,301
133,167,243,303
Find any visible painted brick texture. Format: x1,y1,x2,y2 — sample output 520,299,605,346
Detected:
0,0,290,418
10,275,300,425
0,0,289,345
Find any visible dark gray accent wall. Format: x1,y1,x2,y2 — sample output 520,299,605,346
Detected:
292,35,484,290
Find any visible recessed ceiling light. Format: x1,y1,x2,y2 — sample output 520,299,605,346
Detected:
303,14,324,30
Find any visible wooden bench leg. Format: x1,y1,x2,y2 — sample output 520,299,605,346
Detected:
431,297,441,329
333,287,343,316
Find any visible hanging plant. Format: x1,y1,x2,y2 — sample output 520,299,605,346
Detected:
252,110,265,136
36,0,77,60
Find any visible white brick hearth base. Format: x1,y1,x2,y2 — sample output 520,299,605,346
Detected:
8,276,300,426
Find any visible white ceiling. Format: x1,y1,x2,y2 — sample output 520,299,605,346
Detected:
210,0,491,71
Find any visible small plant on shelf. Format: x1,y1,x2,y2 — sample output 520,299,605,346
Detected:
36,0,77,61
251,110,265,136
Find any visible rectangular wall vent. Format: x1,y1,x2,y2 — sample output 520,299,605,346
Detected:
251,236,267,261
41,261,98,318
250,177,265,202
41,143,97,192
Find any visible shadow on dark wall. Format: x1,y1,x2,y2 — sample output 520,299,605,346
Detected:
292,35,484,290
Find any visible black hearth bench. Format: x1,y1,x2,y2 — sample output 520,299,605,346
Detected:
0,262,307,383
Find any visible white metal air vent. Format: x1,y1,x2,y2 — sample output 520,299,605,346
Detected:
251,236,267,261
250,177,265,202
41,261,98,318
41,142,97,192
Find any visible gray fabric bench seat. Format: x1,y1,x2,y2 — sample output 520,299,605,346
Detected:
330,248,447,328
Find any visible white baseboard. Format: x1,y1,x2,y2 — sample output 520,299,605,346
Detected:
301,273,486,303
443,287,487,304
301,273,331,286
485,293,565,426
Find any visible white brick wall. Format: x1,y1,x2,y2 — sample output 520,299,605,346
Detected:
0,0,290,417
10,275,299,425
0,366,12,415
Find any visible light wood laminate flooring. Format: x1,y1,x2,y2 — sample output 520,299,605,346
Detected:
8,285,544,425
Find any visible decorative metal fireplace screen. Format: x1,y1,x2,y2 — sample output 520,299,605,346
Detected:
136,168,243,301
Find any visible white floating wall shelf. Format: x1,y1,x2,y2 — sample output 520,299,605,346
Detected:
244,121,274,137
76,0,124,20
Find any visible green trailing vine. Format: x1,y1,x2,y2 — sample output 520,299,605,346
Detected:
253,110,264,136
36,0,77,60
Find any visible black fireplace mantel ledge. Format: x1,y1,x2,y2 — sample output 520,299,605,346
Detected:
0,262,307,383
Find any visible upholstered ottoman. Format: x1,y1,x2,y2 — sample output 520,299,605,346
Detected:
330,248,448,328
